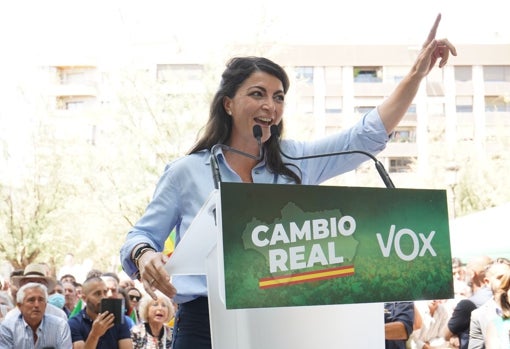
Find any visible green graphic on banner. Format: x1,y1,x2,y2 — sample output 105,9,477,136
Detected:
220,183,453,309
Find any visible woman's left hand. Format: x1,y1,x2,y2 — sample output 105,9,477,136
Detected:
414,13,457,77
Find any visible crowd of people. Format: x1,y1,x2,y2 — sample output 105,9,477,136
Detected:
0,262,175,348
0,255,508,348
407,255,510,349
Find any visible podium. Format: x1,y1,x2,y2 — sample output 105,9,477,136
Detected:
166,183,453,348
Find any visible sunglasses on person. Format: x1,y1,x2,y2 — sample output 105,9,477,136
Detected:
484,257,510,272
496,257,510,265
129,295,141,302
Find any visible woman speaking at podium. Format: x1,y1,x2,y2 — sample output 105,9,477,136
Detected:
120,14,456,349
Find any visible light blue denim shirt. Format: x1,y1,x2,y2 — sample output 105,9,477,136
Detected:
0,312,72,349
120,108,389,304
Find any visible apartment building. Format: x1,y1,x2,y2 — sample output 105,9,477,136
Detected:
43,43,510,188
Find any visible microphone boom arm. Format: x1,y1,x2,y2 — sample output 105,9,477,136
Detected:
269,125,395,188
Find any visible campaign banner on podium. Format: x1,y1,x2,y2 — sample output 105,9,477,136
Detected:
220,183,453,310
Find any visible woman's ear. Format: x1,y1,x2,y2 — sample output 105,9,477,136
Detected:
223,97,232,115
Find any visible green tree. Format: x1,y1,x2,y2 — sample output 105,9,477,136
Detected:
0,63,214,274
0,121,76,270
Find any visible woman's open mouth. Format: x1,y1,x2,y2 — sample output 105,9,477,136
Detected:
255,117,272,126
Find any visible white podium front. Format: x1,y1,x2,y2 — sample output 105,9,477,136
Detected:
166,190,385,349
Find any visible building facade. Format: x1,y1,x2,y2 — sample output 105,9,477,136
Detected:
41,43,510,189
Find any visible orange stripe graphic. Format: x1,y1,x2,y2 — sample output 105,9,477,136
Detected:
259,265,355,289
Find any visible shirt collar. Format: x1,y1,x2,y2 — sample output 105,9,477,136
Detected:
21,313,45,332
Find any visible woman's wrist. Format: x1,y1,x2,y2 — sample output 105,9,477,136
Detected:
132,243,156,270
137,249,156,271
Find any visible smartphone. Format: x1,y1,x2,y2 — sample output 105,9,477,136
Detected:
100,298,124,325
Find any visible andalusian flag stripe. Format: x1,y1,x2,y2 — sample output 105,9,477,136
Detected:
259,265,355,289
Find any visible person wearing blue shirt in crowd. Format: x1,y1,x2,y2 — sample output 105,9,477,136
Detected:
120,14,456,349
0,282,72,349
384,302,415,349
68,276,132,349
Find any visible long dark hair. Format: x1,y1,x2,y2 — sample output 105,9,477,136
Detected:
188,56,301,183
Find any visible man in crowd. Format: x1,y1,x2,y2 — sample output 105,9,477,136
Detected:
384,301,415,349
0,282,72,348
101,272,134,328
68,276,132,348
5,263,67,321
61,273,77,285
63,280,78,317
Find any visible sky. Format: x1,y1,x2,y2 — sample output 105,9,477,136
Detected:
1,0,509,66
1,0,508,145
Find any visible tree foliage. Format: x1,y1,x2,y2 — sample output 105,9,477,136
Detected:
0,121,76,270
0,64,212,274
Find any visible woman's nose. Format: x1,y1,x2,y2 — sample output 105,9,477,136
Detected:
262,98,275,112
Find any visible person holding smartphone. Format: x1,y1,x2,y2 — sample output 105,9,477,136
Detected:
67,277,132,349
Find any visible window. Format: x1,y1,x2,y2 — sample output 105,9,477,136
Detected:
485,95,510,112
384,66,408,83
389,157,414,173
295,67,314,84
353,66,382,82
325,96,342,114
455,66,472,82
456,96,473,113
66,101,84,110
483,66,510,82
456,105,473,113
56,96,95,110
391,128,416,142
56,66,96,85
355,106,375,115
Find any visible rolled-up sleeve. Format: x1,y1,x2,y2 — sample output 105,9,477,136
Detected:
120,163,181,279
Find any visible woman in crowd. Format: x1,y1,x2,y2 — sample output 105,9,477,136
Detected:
121,13,456,349
131,291,175,349
484,272,510,349
127,286,143,324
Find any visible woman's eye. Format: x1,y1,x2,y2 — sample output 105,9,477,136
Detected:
274,95,285,103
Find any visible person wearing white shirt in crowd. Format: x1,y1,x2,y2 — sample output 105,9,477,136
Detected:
409,299,452,349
